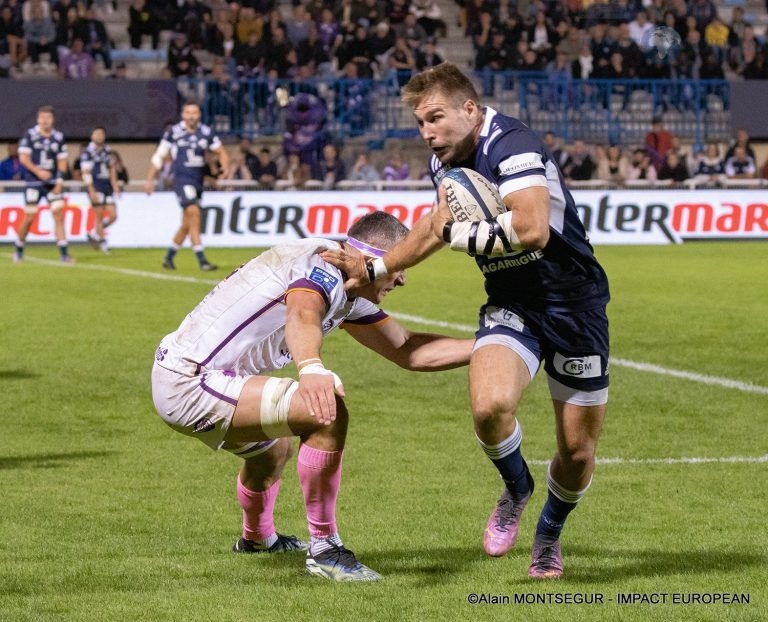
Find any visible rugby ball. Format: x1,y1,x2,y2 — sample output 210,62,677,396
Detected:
439,168,506,223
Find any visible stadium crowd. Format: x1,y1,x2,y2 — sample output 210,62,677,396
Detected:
1,0,767,187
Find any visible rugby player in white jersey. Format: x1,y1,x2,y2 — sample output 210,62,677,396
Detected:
321,63,610,579
151,211,472,582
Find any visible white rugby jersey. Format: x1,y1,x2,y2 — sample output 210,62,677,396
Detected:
155,239,388,375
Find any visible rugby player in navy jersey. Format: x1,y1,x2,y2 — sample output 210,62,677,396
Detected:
321,62,610,579
144,100,230,271
14,105,73,263
81,127,121,254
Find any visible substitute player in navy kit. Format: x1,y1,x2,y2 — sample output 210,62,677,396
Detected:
14,105,73,263
81,126,121,254
321,62,610,579
144,100,230,271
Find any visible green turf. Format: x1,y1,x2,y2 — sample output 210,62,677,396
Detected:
1,242,766,622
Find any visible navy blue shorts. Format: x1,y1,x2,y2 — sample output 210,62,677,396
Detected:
475,303,610,393
172,179,203,208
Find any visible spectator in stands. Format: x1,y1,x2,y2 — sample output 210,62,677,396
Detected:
469,10,493,53
25,4,59,69
725,129,756,161
81,6,112,69
295,23,331,79
223,152,253,186
692,142,725,186
174,0,211,49
740,46,768,80
384,0,409,27
561,139,596,181
571,40,594,80
206,57,243,131
596,144,630,184
201,149,223,191
627,148,658,182
502,11,526,52
111,149,129,184
165,30,200,78
59,36,96,78
381,149,410,184
724,146,756,179
347,150,381,188
0,141,25,181
527,10,556,63
235,6,264,47
703,13,729,64
388,35,416,90
545,49,573,109
22,0,51,23
543,131,569,169
336,22,376,79
370,20,396,68
263,25,296,78
278,151,311,189
351,0,386,30
588,22,614,78
285,3,311,47
394,13,428,51
415,36,444,71
334,60,372,135
410,0,446,39
644,117,673,172
207,19,237,69
658,151,690,182
1,3,26,69
475,29,513,97
628,9,653,45
312,143,346,189
128,0,161,49
235,29,265,77
248,147,278,188
615,21,647,78
316,7,343,59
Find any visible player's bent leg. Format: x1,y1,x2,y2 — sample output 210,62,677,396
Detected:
470,343,535,556
230,439,308,554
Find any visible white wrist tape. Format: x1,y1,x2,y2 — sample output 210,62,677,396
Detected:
448,211,522,257
298,363,344,392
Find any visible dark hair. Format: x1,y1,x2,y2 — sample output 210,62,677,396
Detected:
347,211,409,250
38,105,55,115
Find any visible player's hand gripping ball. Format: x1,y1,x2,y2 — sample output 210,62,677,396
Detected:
439,168,507,222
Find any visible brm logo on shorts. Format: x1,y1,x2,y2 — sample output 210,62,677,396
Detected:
553,353,602,378
309,266,339,294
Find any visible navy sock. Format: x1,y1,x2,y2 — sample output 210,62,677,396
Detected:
166,247,178,261
492,453,531,498
194,249,206,264
535,490,577,541
15,242,24,257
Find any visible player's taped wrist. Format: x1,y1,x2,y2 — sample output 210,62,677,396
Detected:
446,212,522,257
298,363,344,392
296,357,322,371
366,257,387,282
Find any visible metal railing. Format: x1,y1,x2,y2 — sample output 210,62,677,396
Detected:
180,73,731,148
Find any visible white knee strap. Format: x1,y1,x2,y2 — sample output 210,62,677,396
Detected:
259,377,298,439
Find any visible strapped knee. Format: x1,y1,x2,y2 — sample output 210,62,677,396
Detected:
259,377,298,439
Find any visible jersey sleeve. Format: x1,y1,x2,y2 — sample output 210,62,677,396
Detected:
285,252,345,310
489,127,548,197
343,299,389,325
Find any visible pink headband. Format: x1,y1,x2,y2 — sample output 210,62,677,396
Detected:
346,237,386,258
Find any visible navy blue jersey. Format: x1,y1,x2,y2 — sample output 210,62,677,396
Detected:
158,122,223,184
18,125,68,182
80,142,114,193
431,107,610,312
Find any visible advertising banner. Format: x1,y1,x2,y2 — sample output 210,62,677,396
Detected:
1,190,766,247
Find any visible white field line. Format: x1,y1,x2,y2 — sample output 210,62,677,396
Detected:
8,254,768,397
7,254,766,467
527,455,768,466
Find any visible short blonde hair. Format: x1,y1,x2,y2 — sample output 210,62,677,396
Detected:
401,62,480,109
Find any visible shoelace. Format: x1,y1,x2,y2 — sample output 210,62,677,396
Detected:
494,494,524,531
271,534,303,551
534,542,561,568
318,542,359,568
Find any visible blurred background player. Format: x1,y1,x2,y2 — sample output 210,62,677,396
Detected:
81,126,121,254
15,105,72,263
144,100,230,272
151,212,472,581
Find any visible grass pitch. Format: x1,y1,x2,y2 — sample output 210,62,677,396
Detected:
1,241,766,622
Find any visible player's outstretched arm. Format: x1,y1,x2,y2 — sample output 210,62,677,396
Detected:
320,201,446,286
343,319,472,371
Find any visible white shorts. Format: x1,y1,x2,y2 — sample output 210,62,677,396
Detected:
151,363,277,458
